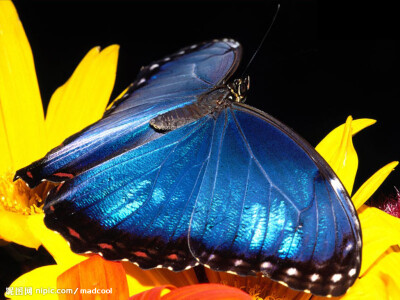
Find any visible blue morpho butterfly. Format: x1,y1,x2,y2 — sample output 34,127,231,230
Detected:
15,39,361,297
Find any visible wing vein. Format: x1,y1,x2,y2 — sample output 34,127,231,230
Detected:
230,108,300,213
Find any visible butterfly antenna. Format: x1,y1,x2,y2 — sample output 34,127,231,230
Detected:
240,3,281,78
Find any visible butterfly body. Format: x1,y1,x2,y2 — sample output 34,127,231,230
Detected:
150,76,249,131
15,39,361,297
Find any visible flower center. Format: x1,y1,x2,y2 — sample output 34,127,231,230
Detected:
0,169,52,215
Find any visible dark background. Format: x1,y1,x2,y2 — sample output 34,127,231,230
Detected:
11,0,399,194
2,0,399,297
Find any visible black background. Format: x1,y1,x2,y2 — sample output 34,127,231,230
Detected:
1,0,400,297
11,0,399,195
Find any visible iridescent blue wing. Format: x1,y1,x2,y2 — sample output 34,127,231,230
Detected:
43,116,216,271
16,38,361,297
188,104,361,297
43,101,361,297
15,39,241,188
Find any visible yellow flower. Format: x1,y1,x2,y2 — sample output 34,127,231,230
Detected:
1,0,118,295
316,116,400,300
0,0,118,248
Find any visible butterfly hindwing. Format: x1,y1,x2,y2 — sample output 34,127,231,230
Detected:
15,39,242,188
188,104,361,297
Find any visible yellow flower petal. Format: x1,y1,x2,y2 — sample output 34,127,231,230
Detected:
45,45,119,149
358,205,400,276
0,210,41,249
7,265,64,299
352,161,399,209
316,117,375,194
27,213,86,267
316,118,376,153
340,248,400,300
0,0,46,172
337,274,388,300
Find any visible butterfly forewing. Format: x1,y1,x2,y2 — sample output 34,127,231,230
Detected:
14,39,242,188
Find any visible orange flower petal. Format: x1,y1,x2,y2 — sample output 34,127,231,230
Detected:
161,284,253,300
57,255,129,300
205,269,312,300
128,285,176,300
129,284,252,300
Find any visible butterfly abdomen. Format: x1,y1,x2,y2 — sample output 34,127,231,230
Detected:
150,87,232,131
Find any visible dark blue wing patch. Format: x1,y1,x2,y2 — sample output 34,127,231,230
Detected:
188,105,361,296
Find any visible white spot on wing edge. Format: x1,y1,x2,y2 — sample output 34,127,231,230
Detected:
260,261,272,270
348,268,357,277
345,242,353,251
234,259,243,267
286,267,298,276
149,64,159,71
208,254,216,261
221,38,240,48
331,273,342,282
310,273,320,282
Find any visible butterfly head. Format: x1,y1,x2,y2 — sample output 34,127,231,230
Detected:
227,76,250,103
